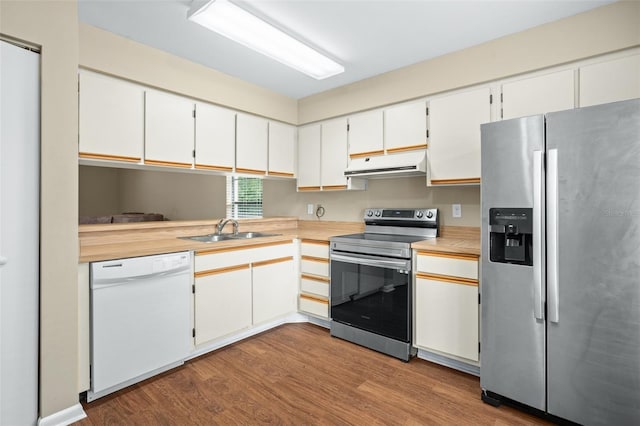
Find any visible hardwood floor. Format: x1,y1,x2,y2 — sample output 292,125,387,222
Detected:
79,323,550,425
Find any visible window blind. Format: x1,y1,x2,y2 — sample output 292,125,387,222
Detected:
226,176,263,218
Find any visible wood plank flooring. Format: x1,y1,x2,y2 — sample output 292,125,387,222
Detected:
79,323,550,425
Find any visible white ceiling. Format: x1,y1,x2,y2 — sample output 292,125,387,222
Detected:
78,0,614,99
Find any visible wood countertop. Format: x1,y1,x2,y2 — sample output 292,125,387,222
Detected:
79,218,479,262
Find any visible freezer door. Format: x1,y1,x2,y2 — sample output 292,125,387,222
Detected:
480,116,546,410
546,99,640,425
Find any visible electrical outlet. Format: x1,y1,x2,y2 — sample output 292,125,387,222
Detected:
452,204,462,218
307,204,314,215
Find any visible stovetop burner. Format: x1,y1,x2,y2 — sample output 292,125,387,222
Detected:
334,232,427,244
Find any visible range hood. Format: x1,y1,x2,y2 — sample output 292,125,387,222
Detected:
344,151,426,178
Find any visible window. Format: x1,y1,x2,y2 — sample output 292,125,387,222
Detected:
226,176,263,218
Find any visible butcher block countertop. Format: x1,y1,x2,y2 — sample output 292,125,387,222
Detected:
79,217,479,262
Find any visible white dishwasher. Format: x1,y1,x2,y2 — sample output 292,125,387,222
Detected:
88,251,191,401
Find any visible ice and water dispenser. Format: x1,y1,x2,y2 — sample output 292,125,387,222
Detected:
489,208,533,266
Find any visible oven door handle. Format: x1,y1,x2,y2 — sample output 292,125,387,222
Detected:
330,253,410,271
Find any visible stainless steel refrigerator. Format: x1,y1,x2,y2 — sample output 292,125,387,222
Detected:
480,99,640,425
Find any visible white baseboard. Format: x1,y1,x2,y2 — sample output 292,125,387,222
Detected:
38,403,86,426
417,348,480,376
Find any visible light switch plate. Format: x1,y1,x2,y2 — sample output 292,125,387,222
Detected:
452,204,462,218
307,204,314,215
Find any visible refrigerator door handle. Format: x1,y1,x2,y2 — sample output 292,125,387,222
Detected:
547,148,560,323
533,150,544,320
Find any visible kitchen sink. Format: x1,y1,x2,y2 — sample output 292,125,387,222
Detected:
179,232,280,243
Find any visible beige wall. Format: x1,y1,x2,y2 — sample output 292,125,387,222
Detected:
79,166,121,216
264,178,480,227
298,1,640,123
0,0,79,419
79,23,298,124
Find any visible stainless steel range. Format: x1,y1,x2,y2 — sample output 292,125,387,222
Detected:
330,208,439,361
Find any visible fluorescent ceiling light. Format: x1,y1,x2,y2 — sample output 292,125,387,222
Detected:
187,0,344,80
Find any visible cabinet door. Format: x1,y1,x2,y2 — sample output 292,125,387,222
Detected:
579,54,640,107
253,257,296,324
194,102,235,172
297,124,321,190
415,276,479,361
194,265,252,345
321,117,349,189
79,71,144,162
268,121,296,178
236,113,268,175
502,69,575,120
348,110,383,158
145,90,194,168
428,87,490,185
384,100,427,153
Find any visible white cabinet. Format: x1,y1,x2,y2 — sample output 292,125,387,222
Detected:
428,87,491,185
236,113,268,175
268,122,296,178
79,71,144,162
297,124,322,190
194,102,235,172
321,117,349,189
348,110,384,158
502,69,575,120
299,240,330,319
414,251,479,362
194,265,252,345
145,90,195,168
193,241,295,346
253,257,296,324
579,54,640,107
384,100,428,153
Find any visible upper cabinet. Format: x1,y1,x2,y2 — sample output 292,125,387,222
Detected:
321,118,349,190
579,54,640,107
297,124,322,191
268,122,296,178
145,90,195,168
428,86,491,186
79,71,144,162
347,110,384,158
194,102,235,172
236,113,268,175
384,100,428,153
501,69,575,120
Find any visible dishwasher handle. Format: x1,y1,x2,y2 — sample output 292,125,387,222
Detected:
92,266,190,290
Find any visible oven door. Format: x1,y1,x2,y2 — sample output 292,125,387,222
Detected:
330,252,411,342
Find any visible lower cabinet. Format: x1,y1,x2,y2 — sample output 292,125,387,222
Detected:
414,251,479,362
298,239,330,319
193,241,295,346
253,257,296,325
194,265,252,346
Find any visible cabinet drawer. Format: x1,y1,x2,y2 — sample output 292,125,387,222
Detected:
301,274,329,297
195,241,293,272
416,252,478,280
300,240,329,259
299,294,329,318
301,256,329,277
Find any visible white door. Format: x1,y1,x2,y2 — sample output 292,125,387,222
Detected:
252,258,296,324
145,90,195,167
297,124,321,190
502,69,575,120
347,110,383,157
268,121,296,177
579,54,640,107
194,102,235,172
384,100,427,153
236,113,268,175
0,40,40,426
79,71,144,162
321,118,348,189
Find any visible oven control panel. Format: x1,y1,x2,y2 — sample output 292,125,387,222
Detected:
364,208,438,223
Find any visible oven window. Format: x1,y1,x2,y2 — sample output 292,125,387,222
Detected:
330,260,410,342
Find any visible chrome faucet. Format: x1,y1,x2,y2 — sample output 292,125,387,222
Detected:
216,218,239,235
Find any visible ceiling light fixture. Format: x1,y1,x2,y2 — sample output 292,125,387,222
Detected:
187,0,344,80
